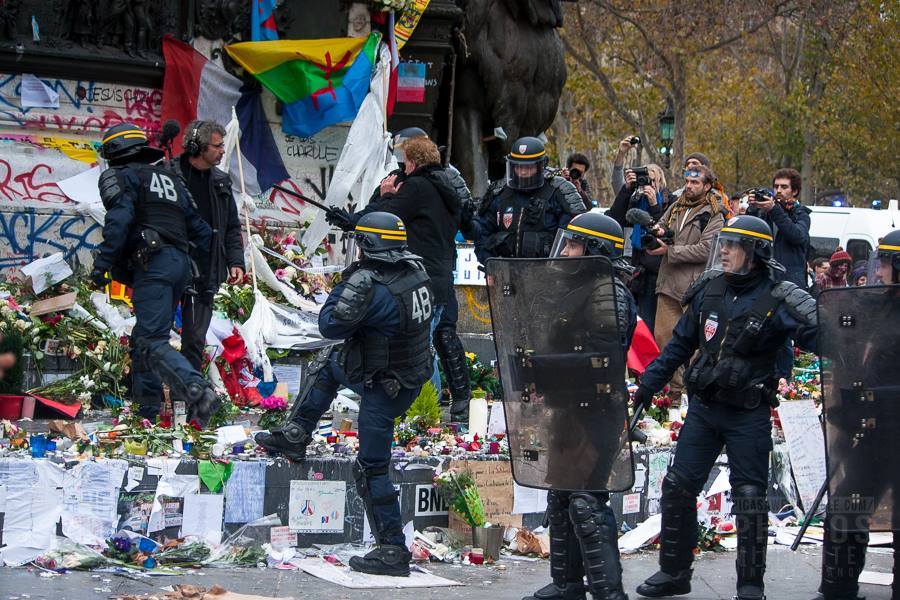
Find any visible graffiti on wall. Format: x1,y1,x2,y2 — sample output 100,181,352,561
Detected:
0,209,101,272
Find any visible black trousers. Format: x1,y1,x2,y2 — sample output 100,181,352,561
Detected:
180,295,214,372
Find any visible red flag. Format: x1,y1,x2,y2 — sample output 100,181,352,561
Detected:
627,318,660,374
386,11,399,116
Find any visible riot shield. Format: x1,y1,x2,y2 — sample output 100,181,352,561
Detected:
485,256,634,492
818,285,900,532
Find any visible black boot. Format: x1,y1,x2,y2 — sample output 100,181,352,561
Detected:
525,492,587,600
522,582,586,600
733,484,768,600
255,422,312,461
433,327,471,424
635,570,692,598
818,519,868,600
348,544,411,576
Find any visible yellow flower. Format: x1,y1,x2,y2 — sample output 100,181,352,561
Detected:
465,352,476,361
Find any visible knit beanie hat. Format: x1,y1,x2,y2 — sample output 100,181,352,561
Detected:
684,152,711,168
830,248,852,266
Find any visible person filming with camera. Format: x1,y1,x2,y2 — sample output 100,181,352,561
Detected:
606,163,669,333
744,168,811,289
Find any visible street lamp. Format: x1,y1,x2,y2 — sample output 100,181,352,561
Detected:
657,100,675,169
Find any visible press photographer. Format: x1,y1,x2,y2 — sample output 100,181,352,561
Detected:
606,163,669,333
562,152,595,208
744,168,810,289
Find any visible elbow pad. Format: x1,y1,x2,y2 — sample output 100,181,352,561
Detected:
771,281,817,326
333,269,375,326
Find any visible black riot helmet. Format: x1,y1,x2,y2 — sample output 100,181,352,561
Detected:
707,215,784,278
352,211,413,263
99,123,164,166
872,229,900,284
550,212,625,259
506,136,548,191
392,127,429,165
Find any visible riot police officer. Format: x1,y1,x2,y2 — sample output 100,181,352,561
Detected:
256,212,433,577
812,230,900,600
90,123,219,426
524,213,637,600
466,136,586,265
631,216,817,600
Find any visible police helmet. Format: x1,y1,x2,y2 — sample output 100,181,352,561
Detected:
707,215,783,277
99,123,164,165
506,136,548,191
872,229,900,284
550,212,625,259
352,211,409,261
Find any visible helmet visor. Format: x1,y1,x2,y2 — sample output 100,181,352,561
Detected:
867,252,896,286
550,229,589,258
506,158,546,191
706,234,756,276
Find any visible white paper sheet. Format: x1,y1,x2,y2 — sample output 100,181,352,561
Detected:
487,403,507,436
294,557,461,588
61,459,128,546
216,424,249,446
618,513,663,553
224,461,266,524
288,480,346,533
148,474,199,533
56,166,104,224
21,73,59,108
181,494,224,545
272,365,302,400
512,483,547,515
0,459,64,566
777,400,827,513
20,252,73,294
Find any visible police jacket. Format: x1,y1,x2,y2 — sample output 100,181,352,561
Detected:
747,202,811,288
93,162,212,285
469,176,586,265
170,155,245,294
358,165,460,305
641,270,817,408
319,257,434,391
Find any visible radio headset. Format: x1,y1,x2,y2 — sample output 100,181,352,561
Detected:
184,123,202,156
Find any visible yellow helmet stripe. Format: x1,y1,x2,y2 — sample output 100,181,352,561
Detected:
720,227,773,242
566,223,625,244
878,244,900,252
355,225,405,236
380,234,407,240
614,243,624,249
101,129,147,144
509,150,546,159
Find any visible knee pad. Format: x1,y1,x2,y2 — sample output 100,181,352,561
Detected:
731,483,767,515
569,493,604,537
662,471,698,504
547,491,570,526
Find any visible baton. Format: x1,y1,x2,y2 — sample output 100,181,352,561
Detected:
790,477,829,551
272,185,354,230
629,404,648,444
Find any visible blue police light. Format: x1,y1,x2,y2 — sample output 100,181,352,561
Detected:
871,199,883,210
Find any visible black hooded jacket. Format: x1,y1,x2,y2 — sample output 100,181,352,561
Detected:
356,164,460,305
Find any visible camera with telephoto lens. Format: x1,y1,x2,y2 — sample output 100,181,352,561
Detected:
629,136,641,145
569,168,582,181
745,187,771,203
626,208,674,250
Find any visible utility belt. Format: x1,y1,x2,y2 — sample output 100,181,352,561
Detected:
485,230,551,258
685,353,778,409
130,228,199,294
337,337,403,399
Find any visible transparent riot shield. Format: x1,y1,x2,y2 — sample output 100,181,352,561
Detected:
818,285,900,532
485,256,634,492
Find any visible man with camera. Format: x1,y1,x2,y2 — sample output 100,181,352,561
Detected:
563,153,594,208
168,120,246,374
606,164,668,333
648,165,726,407
744,168,811,288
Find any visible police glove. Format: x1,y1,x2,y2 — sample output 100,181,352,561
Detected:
632,385,655,410
89,268,111,290
325,208,354,231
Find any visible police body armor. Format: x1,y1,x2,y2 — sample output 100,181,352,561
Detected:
99,162,190,284
486,256,634,492
818,284,899,532
484,177,582,259
684,274,781,409
340,261,434,394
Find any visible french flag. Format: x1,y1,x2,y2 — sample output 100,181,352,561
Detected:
160,35,288,196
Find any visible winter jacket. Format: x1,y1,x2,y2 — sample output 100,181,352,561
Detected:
356,164,459,305
655,195,725,302
747,201,811,288
170,155,244,296
606,182,666,274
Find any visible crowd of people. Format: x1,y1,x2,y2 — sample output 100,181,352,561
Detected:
76,118,898,598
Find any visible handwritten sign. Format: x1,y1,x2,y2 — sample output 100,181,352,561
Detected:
777,400,827,512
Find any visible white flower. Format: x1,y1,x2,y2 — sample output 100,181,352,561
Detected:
14,320,27,330
284,250,297,261
77,391,92,402
283,266,298,281
103,362,112,371
0,305,12,316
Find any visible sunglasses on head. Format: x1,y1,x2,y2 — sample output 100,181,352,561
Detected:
683,170,702,179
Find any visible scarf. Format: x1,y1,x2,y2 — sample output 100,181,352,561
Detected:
629,191,664,250
665,189,722,230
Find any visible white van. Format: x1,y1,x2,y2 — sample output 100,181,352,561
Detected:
808,200,899,264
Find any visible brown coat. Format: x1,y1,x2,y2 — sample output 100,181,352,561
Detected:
655,199,725,302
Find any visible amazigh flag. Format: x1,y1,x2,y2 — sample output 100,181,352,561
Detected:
225,32,381,138
161,35,288,195
251,0,278,42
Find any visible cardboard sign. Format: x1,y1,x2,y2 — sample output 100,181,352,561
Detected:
447,459,523,529
29,292,77,317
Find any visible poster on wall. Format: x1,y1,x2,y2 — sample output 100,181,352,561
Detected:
288,480,346,533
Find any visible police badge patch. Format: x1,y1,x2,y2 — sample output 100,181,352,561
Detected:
499,206,514,229
704,312,719,341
